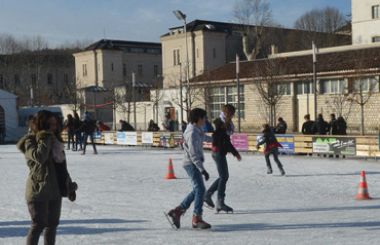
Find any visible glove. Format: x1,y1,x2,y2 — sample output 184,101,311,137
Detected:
236,153,242,161
201,170,210,181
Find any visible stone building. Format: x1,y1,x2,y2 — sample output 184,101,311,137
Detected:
0,50,75,106
352,0,380,44
161,19,351,89
191,43,380,134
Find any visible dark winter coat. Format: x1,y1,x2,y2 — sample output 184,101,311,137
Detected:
275,121,287,134
17,131,61,202
257,128,282,154
212,128,239,157
336,117,347,135
82,119,97,134
312,119,329,135
302,120,315,135
203,120,214,133
329,119,339,135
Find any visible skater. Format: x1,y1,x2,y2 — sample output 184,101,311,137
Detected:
257,124,285,176
81,113,98,155
220,104,236,135
17,110,77,245
63,114,75,150
73,111,83,151
166,108,212,229
204,118,241,213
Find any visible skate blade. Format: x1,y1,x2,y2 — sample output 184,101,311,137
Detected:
163,212,179,230
215,210,234,214
204,204,215,210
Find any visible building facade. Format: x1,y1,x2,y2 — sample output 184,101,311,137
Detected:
0,50,75,106
352,0,380,44
191,43,380,135
161,19,351,89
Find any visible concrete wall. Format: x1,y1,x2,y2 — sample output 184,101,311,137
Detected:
352,0,380,44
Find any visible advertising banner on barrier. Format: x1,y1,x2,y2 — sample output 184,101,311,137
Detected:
277,135,295,154
231,134,249,151
312,137,356,155
160,133,174,148
104,132,115,145
116,132,127,145
93,131,102,140
141,132,154,144
125,132,137,145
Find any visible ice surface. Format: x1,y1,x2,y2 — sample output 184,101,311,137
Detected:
1,145,380,245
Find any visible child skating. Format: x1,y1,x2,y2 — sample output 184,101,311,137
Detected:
256,124,286,176
204,118,241,213
166,108,212,230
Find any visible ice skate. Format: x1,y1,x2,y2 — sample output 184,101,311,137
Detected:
216,199,234,214
165,206,186,229
267,168,273,174
192,215,211,229
279,168,286,176
204,193,215,209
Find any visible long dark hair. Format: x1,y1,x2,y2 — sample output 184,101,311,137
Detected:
32,110,56,132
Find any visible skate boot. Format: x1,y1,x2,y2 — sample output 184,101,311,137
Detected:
216,199,234,214
166,206,186,229
204,192,215,209
192,215,211,229
279,168,286,176
267,167,273,174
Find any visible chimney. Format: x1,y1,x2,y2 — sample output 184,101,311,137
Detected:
271,44,278,55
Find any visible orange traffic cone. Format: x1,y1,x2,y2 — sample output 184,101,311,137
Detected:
165,158,177,180
356,171,372,200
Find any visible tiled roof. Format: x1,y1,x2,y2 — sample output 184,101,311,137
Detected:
85,39,161,51
191,46,380,83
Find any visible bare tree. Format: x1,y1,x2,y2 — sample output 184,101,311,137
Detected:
253,58,287,127
327,93,353,121
349,77,378,135
233,0,273,61
294,7,347,33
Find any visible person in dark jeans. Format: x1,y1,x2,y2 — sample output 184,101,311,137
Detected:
257,124,285,176
73,111,83,151
81,118,98,155
204,118,241,213
64,114,75,150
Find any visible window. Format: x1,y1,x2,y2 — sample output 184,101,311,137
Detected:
372,36,380,43
64,74,69,85
209,86,245,119
82,64,87,77
353,77,379,93
296,81,314,95
173,49,180,66
123,64,127,77
153,65,159,78
138,64,143,76
14,74,20,85
213,48,216,59
372,5,379,19
276,83,292,95
320,79,346,94
147,48,160,54
0,74,3,89
47,73,53,85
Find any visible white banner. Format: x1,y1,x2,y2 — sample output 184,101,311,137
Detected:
125,132,137,145
116,132,127,145
104,132,115,145
141,132,154,144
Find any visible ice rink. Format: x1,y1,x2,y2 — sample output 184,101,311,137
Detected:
1,144,380,245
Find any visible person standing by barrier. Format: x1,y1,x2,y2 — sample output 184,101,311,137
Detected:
336,116,347,135
275,117,287,134
17,110,77,245
329,114,339,135
313,114,329,135
73,111,83,151
166,108,211,230
302,114,315,135
257,124,285,176
204,118,241,213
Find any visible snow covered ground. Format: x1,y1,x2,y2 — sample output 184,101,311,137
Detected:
1,144,380,245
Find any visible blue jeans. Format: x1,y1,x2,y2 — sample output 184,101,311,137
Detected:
180,164,205,216
207,152,229,201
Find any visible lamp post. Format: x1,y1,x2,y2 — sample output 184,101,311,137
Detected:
132,72,137,129
173,10,190,118
312,41,318,120
179,62,184,123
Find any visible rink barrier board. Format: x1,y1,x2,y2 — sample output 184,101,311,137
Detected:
61,132,380,158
